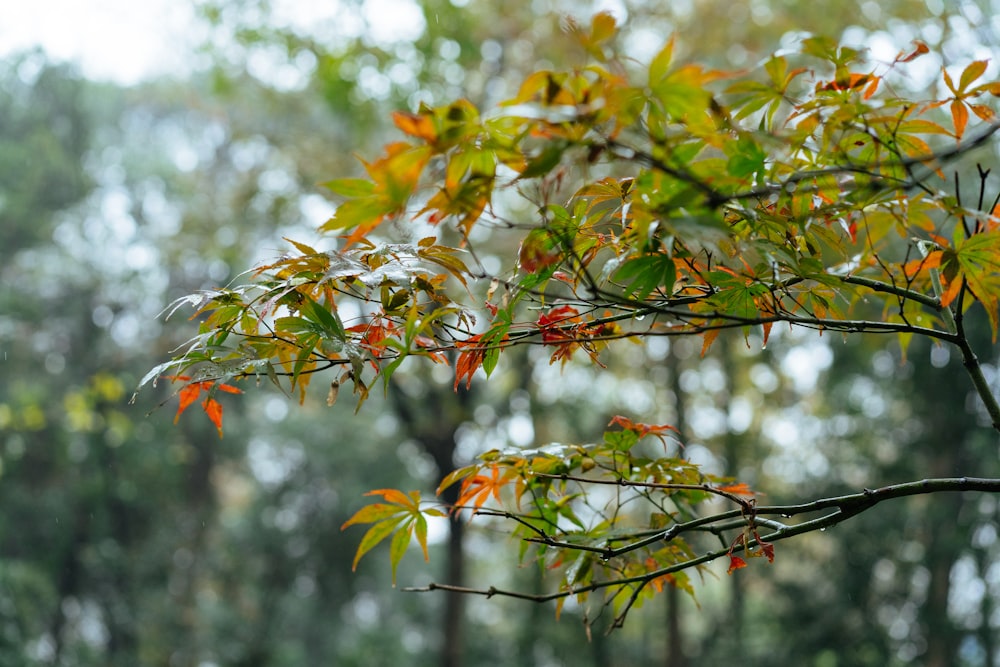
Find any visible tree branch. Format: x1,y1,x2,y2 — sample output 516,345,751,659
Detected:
840,275,942,310
403,477,1000,622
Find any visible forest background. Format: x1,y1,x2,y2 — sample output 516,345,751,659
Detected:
3,1,1000,666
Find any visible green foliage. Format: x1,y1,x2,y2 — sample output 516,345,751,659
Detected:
342,489,445,585
149,12,1000,630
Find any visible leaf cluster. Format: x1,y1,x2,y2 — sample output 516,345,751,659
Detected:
144,13,1000,626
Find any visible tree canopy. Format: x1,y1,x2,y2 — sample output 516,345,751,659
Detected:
144,13,1000,632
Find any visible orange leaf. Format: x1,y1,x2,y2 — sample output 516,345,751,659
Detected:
589,11,617,44
455,464,507,510
393,111,437,142
903,250,942,278
175,384,203,423
971,104,995,122
716,482,755,497
862,76,880,100
760,539,775,563
608,415,679,438
202,398,225,438
761,320,774,348
939,274,962,308
167,376,242,435
454,334,486,390
700,329,721,356
822,73,871,92
951,100,969,140
365,488,416,507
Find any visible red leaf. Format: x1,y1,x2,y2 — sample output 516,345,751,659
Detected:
727,555,747,574
537,305,580,342
760,540,775,563
895,41,928,64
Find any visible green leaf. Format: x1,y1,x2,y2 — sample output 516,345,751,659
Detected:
299,295,346,341
604,429,639,452
319,198,388,233
648,36,675,84
389,523,413,586
351,515,405,572
322,178,376,198
518,142,568,180
725,135,768,178
614,253,676,300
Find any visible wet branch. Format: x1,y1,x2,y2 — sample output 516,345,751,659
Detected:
403,477,1000,624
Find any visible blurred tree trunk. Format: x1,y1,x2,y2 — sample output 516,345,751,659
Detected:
437,480,467,667
912,328,987,666
665,586,686,667
392,383,472,667
920,448,965,667
720,346,746,656
665,344,688,667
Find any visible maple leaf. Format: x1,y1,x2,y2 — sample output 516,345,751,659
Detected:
453,329,508,390
727,555,748,575
393,110,437,143
821,72,873,92
608,415,679,439
537,305,581,342
341,489,445,585
454,334,487,391
726,526,776,575
518,228,562,273
455,464,509,511
166,376,243,437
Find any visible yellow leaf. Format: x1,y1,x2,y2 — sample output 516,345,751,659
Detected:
959,60,988,92
589,11,617,44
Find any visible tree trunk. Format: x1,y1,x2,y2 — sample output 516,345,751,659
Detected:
665,586,687,667
664,343,688,667
438,482,466,667
391,384,472,667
